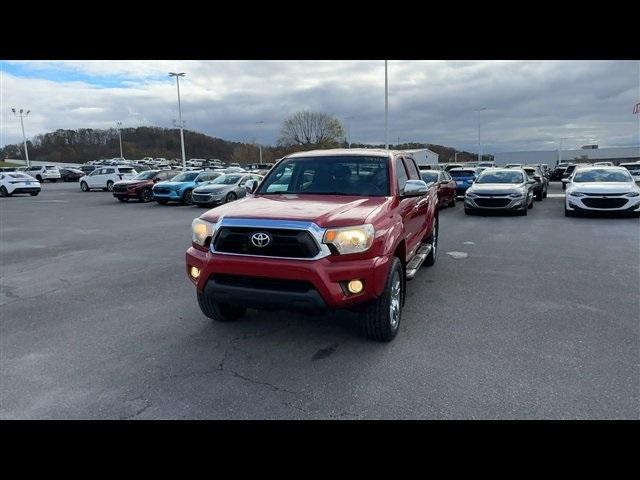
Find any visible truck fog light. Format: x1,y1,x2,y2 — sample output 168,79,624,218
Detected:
190,266,201,280
347,279,364,294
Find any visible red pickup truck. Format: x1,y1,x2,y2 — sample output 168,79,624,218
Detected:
186,149,439,341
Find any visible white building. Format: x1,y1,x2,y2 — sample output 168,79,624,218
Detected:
493,146,640,167
402,148,439,166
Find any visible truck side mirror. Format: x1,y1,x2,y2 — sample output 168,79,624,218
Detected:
245,179,258,194
402,180,428,197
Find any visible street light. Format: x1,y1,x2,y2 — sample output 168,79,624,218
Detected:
11,108,31,168
116,122,124,159
557,137,568,165
255,121,265,163
344,115,357,148
474,107,487,163
384,60,389,149
169,72,187,170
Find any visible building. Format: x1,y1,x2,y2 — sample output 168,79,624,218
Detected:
402,148,439,166
492,145,640,167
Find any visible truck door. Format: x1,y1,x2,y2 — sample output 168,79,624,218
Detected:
403,157,431,250
395,157,419,259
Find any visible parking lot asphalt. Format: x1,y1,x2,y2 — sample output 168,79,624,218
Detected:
1,182,638,419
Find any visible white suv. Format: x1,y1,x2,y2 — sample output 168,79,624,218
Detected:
23,165,62,183
80,166,138,192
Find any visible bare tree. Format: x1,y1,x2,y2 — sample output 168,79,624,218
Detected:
278,111,345,148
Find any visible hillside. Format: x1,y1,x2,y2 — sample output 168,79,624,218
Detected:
1,126,485,165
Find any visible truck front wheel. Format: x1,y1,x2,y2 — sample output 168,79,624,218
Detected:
360,257,403,342
197,291,246,322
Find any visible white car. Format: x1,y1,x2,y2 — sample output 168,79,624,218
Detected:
23,165,62,183
0,172,41,196
80,166,138,192
565,166,640,217
594,162,614,166
620,162,640,184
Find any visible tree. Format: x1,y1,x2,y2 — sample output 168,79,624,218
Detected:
278,111,345,148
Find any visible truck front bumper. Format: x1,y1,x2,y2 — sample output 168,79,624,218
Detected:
186,247,391,310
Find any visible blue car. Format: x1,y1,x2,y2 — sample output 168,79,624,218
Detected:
449,168,479,197
152,170,221,205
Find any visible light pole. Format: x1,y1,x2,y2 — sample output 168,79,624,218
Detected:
557,137,567,165
255,121,265,163
344,115,356,148
384,60,389,149
116,122,124,159
475,107,487,163
169,72,187,170
11,108,31,167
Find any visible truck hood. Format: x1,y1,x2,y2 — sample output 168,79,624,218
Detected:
200,194,390,228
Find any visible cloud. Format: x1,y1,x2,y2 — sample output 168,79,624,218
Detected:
1,60,638,153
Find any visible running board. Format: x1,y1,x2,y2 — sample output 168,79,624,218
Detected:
405,244,432,280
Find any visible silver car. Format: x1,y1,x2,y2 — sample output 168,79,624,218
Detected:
192,173,263,207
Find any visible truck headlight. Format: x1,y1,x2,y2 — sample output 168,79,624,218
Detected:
323,224,374,255
191,218,216,246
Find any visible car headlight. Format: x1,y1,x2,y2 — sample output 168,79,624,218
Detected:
323,224,374,255
624,191,640,197
466,192,478,198
508,192,524,198
191,218,217,246
569,191,586,197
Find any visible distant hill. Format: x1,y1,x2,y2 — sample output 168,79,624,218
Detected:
1,126,485,165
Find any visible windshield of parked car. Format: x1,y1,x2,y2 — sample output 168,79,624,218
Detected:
476,170,525,184
449,170,476,177
171,172,199,182
136,171,162,180
622,164,640,173
257,156,390,196
421,171,440,183
208,174,242,185
572,169,632,183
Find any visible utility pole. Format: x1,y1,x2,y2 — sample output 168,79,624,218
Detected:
116,122,123,159
558,137,567,165
256,121,265,163
475,107,487,163
11,108,31,167
169,72,187,170
385,60,389,149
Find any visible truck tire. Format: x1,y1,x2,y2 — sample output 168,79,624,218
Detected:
360,257,403,342
197,291,247,322
424,217,438,266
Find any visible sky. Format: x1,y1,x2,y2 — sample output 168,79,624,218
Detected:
1,60,639,154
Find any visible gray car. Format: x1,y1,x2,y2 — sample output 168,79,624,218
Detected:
192,173,263,207
464,168,536,216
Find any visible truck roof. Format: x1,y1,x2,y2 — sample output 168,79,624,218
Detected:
286,148,397,159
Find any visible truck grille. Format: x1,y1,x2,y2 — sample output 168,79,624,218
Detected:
213,227,320,258
474,198,511,208
212,274,313,292
582,198,628,209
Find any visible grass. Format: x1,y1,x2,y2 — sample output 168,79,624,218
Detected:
0,160,22,168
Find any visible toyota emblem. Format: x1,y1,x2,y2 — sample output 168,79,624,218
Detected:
251,232,271,247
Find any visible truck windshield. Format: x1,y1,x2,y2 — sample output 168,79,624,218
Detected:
257,156,390,196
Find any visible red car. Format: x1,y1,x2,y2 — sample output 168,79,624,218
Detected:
420,169,456,207
113,170,177,202
186,149,440,342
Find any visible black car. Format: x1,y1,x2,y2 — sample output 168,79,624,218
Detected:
551,162,569,181
523,166,548,200
79,165,98,175
60,168,84,182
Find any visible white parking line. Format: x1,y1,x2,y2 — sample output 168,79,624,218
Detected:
547,194,565,198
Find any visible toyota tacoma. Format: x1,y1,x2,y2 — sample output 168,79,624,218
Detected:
185,149,439,341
